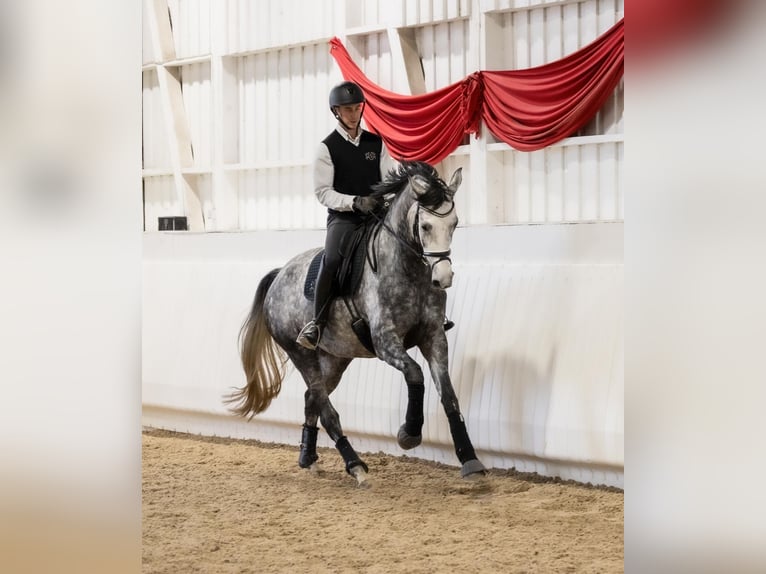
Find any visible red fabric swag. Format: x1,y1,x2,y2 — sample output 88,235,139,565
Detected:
328,18,623,163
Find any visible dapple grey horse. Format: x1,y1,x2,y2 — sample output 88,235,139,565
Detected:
226,161,486,486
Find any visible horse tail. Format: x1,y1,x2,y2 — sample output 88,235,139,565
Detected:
224,268,286,419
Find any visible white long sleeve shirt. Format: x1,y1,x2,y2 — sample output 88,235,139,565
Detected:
313,124,399,212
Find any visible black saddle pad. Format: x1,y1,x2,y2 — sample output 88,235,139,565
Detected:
304,250,323,301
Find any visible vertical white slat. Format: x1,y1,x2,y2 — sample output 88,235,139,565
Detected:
460,0,471,17
419,0,433,23
598,142,617,220
513,10,529,68
528,7,544,66
434,23,450,87
597,0,617,34
546,147,564,222
303,46,318,161
405,0,419,25
289,47,304,162
545,4,563,62
580,143,599,220
377,32,393,90
563,145,580,221
187,0,200,56
616,141,624,220
239,58,250,165
199,0,211,54
498,13,513,69
143,70,166,169
255,54,269,165
236,0,249,53
267,167,283,229
225,1,237,53
432,0,447,21
194,173,214,225
221,58,239,164
277,50,291,162
580,0,598,46
514,151,531,223
237,58,246,164
420,26,436,91
142,5,155,63
379,0,403,26
449,20,465,83
562,2,579,55
529,150,546,222
363,0,377,27
447,0,459,20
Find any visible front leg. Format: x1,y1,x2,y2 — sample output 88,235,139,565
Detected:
419,332,487,479
373,330,426,449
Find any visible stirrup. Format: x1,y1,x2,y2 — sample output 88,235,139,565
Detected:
296,321,321,350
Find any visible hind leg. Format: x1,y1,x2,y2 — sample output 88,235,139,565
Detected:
290,349,369,484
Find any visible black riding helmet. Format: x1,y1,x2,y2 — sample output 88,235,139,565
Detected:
328,81,365,111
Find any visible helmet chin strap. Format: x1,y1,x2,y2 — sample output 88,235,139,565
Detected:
333,102,366,134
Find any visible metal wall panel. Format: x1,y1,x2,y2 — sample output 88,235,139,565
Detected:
225,0,339,54
500,141,623,223
167,0,212,58
180,62,213,168
141,69,172,170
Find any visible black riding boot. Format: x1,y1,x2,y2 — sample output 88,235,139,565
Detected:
296,258,334,350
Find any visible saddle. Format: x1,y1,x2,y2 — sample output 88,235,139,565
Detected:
303,222,377,354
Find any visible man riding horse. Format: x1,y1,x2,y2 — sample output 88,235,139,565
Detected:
296,81,453,350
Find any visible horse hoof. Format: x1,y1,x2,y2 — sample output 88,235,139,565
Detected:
397,425,422,450
460,459,487,480
350,465,371,489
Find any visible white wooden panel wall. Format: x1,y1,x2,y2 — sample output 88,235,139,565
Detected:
181,62,212,169
167,0,212,58
225,0,339,54
231,41,340,230
141,70,171,170
499,141,623,223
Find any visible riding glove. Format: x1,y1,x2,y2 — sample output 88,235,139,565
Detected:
352,195,381,215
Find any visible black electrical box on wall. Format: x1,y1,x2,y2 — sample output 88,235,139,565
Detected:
158,216,188,231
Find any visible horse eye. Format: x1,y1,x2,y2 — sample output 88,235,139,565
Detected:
421,223,432,233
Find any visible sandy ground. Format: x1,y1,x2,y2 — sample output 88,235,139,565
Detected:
143,429,623,573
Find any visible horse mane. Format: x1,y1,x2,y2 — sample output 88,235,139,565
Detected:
372,161,450,209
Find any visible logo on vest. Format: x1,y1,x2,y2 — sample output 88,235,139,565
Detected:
364,151,377,161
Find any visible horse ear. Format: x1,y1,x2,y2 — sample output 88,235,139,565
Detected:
447,167,462,196
409,175,431,197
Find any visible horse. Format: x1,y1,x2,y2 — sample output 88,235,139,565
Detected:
225,161,486,486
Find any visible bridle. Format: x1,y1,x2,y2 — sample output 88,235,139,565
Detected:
413,201,455,268
369,198,455,271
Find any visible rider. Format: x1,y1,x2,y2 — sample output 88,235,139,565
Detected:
296,81,453,350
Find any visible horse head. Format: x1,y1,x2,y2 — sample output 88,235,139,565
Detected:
408,166,462,289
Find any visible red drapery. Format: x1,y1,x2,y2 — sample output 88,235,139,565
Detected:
328,18,623,164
